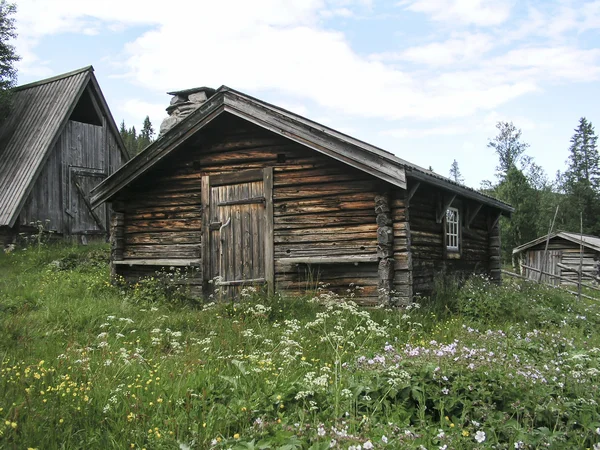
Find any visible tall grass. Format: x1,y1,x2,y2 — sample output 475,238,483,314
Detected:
1,244,600,449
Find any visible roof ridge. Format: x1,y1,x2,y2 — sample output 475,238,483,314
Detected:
13,65,94,92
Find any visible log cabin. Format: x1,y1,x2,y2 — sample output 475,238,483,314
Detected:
0,66,128,245
513,232,600,286
91,86,513,305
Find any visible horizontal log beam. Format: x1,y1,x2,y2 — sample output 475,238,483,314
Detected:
114,259,201,267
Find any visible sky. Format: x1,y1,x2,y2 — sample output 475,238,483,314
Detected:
11,0,600,188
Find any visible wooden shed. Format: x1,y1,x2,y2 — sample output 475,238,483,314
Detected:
0,66,128,245
91,86,513,305
513,232,600,285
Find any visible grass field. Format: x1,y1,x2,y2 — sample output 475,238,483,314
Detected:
1,243,600,449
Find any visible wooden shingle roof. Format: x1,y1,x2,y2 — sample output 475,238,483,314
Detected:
0,66,126,227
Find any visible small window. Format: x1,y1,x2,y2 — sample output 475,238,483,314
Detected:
446,207,459,251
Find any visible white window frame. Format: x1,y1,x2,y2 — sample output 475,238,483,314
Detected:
446,207,459,251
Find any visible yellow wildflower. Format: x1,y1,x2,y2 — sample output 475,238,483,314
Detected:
462,430,469,437
233,433,240,439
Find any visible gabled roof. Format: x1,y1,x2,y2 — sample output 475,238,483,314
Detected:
0,66,127,227
513,231,600,254
90,86,514,214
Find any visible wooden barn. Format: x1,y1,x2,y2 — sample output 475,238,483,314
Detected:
91,86,513,305
513,232,600,286
0,66,128,245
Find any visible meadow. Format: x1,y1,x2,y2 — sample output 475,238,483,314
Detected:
1,244,600,449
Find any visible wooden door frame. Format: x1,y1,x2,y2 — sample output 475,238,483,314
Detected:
201,167,274,298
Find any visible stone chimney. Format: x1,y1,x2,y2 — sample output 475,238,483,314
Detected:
159,86,216,135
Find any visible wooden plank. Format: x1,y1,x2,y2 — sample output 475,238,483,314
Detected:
264,167,274,294
73,179,106,232
280,255,378,265
201,174,210,294
114,259,201,266
209,168,264,186
217,196,264,206
216,278,265,286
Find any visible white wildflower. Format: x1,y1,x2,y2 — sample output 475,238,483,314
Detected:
475,431,486,443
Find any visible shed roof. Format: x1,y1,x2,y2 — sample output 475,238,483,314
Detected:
90,85,514,214
512,231,600,254
0,66,127,227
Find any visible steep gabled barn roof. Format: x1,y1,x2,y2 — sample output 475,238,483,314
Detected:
513,231,600,254
0,66,128,227
90,86,514,214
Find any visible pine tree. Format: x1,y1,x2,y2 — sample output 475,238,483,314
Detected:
137,116,155,154
0,1,19,123
561,118,600,234
487,122,529,180
449,159,464,184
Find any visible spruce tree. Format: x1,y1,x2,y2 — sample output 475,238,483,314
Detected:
0,1,19,123
449,159,464,183
137,116,155,153
561,118,600,234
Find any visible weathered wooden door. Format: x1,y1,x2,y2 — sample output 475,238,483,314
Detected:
68,166,107,235
202,168,273,299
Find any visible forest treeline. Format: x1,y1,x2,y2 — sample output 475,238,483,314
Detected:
119,116,155,156
451,118,600,262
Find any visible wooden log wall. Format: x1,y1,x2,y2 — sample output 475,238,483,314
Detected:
375,192,394,304
408,183,493,297
113,114,381,304
391,189,412,304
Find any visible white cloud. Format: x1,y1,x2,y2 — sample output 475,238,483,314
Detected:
372,32,494,66
12,0,600,125
399,0,514,26
490,46,600,83
382,111,539,139
383,124,471,138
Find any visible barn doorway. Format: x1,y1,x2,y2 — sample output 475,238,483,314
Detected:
68,166,107,235
201,168,274,299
